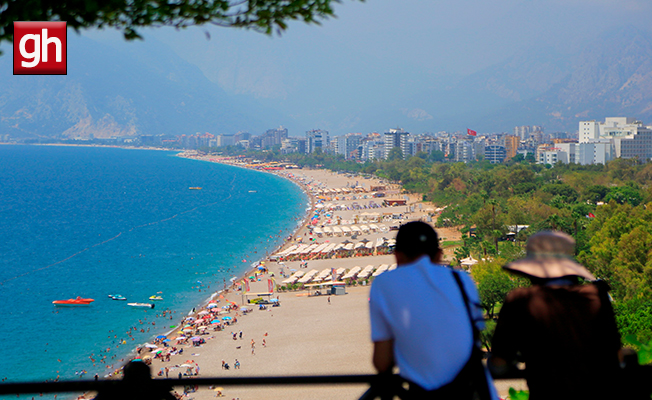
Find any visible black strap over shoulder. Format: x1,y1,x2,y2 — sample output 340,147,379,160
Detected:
450,269,493,400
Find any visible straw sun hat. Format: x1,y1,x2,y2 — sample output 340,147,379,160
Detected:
503,231,596,281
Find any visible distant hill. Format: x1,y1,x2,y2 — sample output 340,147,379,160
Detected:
353,27,652,133
0,35,284,139
473,28,652,132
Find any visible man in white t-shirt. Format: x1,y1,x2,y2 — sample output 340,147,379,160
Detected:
369,221,496,399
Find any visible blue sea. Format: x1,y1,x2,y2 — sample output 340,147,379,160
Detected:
0,145,307,394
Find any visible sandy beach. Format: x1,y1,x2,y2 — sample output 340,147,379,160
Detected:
100,161,524,400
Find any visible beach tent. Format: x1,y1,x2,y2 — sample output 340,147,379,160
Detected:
360,225,370,232
332,227,343,236
342,266,362,280
321,243,337,253
372,264,389,277
276,245,298,256
358,265,376,279
298,269,319,284
311,243,329,254
351,225,362,234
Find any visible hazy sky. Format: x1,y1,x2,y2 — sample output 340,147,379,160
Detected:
81,0,652,135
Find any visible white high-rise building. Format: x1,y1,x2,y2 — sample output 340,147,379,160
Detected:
578,118,652,163
383,128,409,159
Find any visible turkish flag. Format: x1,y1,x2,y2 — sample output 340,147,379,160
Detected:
467,129,477,136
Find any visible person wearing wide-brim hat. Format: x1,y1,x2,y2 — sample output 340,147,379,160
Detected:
488,231,622,400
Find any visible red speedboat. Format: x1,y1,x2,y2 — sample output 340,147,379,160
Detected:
52,296,95,306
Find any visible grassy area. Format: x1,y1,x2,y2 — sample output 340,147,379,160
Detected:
441,240,463,247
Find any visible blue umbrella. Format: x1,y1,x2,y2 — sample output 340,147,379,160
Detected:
222,316,232,320
211,319,221,324
163,339,171,342
156,335,166,339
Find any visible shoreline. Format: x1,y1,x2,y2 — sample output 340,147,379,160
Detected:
109,155,316,373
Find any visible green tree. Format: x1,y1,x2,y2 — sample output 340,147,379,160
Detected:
387,146,404,161
1,0,356,50
604,185,643,206
471,260,518,319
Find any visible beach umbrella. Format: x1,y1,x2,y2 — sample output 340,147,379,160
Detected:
198,310,209,315
240,307,249,311
156,335,166,339
222,316,232,321
190,337,202,342
207,304,218,308
180,364,193,368
163,339,171,342
211,320,221,324
144,343,157,349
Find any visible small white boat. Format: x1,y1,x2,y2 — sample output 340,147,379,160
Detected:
128,303,155,309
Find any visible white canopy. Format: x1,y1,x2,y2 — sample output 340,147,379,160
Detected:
372,264,389,277
342,266,362,279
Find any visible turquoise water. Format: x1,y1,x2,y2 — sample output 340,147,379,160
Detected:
0,145,306,391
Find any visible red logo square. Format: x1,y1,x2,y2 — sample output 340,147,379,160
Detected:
13,21,67,75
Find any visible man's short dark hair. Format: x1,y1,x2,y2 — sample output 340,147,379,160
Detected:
394,221,440,260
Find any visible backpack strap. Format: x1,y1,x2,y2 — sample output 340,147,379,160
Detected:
451,269,492,400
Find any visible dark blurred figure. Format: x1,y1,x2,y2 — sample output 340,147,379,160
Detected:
94,360,176,400
489,231,622,400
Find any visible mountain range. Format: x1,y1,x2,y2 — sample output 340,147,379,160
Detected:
0,35,281,140
2,27,652,139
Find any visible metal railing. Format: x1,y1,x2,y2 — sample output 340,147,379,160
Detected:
2,361,651,400
0,370,525,399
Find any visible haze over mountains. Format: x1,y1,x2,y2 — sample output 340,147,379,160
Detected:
3,0,652,139
0,35,281,139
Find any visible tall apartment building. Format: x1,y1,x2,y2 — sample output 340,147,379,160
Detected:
485,145,506,164
383,128,409,159
260,127,288,149
306,129,329,153
336,133,363,159
579,117,652,162
504,135,519,159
